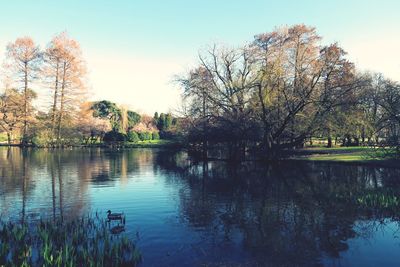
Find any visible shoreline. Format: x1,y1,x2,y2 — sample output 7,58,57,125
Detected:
0,139,183,149
1,144,399,168
288,146,400,168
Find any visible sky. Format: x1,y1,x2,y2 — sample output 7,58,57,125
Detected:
0,0,399,114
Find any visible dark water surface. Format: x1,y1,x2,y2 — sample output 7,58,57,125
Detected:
1,147,400,266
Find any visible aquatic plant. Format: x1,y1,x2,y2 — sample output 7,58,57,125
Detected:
357,191,400,212
0,214,141,267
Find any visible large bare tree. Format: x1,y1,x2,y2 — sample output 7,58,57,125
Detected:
180,25,360,159
42,33,87,143
5,37,41,143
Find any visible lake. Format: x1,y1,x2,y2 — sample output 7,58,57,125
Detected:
1,147,400,266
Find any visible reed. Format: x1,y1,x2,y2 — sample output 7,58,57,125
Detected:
0,214,141,267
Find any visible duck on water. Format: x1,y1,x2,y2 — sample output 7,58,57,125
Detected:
107,210,125,222
107,210,126,234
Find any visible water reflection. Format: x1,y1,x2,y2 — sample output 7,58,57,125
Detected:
1,147,400,266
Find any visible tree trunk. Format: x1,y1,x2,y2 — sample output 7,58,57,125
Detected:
202,90,208,160
57,62,67,143
7,131,11,145
354,137,360,146
51,60,60,135
327,128,332,148
22,62,28,145
327,136,332,148
361,131,365,144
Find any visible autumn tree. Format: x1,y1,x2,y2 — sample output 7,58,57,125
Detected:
43,33,66,134
52,33,87,142
180,24,360,159
0,89,36,144
4,37,41,143
76,102,111,143
251,25,358,152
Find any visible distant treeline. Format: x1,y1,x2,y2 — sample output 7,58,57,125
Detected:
1,25,399,157
0,33,179,146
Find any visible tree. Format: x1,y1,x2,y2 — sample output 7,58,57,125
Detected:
75,102,111,144
127,110,141,131
91,100,122,131
179,44,259,160
53,33,87,142
251,26,358,152
179,24,360,160
155,112,173,131
0,89,35,144
43,33,66,134
5,37,41,143
377,79,400,153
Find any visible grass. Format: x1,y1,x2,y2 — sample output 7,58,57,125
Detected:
303,146,373,152
304,152,371,162
0,214,141,267
292,146,399,165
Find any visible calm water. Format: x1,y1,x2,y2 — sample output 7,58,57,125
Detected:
1,147,400,266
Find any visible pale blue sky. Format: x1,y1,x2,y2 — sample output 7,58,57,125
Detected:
1,0,399,113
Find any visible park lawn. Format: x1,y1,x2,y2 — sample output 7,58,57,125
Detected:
304,152,374,162
302,146,374,152
294,146,398,163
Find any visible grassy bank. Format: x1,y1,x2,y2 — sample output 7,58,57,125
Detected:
0,215,141,266
0,139,183,149
291,146,400,166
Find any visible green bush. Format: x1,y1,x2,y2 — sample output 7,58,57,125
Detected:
31,129,54,147
103,131,126,142
152,132,160,140
137,132,144,141
127,131,140,143
0,133,8,143
138,131,151,141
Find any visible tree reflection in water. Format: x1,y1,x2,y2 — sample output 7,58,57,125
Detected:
155,151,400,265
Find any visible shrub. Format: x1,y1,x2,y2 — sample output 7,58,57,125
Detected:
137,132,144,141
31,129,53,147
103,131,126,142
138,131,151,141
152,132,160,140
145,132,152,140
127,131,140,143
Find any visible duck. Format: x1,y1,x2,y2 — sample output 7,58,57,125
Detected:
107,210,125,222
